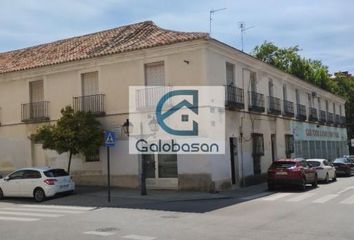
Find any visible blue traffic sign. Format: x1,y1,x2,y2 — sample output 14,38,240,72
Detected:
104,131,116,147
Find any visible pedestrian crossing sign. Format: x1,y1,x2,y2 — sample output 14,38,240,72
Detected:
104,131,116,147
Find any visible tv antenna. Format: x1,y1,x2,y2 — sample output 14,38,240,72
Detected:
209,8,226,35
239,22,254,52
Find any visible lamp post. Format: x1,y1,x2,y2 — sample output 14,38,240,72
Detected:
123,117,158,195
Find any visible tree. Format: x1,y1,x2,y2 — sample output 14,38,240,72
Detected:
33,106,104,173
251,41,338,93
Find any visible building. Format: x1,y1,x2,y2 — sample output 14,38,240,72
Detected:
0,21,348,191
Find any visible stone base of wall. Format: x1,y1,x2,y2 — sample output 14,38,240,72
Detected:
178,173,215,192
242,173,267,187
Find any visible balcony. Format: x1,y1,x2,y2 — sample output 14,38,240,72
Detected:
73,94,105,116
309,107,318,122
267,96,281,115
341,116,346,127
135,87,170,111
327,112,334,125
335,114,341,126
21,101,49,123
319,110,326,124
225,85,244,110
283,100,294,117
248,91,265,112
296,104,307,121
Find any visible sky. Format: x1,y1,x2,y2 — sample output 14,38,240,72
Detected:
0,0,353,74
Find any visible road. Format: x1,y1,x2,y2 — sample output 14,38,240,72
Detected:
0,177,354,240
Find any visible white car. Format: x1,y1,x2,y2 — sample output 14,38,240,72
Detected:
306,159,336,183
0,167,75,202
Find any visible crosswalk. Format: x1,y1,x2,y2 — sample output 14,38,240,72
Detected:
256,192,354,205
0,204,94,222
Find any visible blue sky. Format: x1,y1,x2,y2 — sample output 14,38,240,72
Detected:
1,0,353,74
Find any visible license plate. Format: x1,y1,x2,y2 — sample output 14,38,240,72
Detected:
276,172,288,175
60,184,69,189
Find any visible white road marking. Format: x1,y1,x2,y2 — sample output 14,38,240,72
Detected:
287,193,315,202
312,194,338,203
123,234,156,240
0,216,39,222
0,211,62,218
20,205,94,211
1,207,82,214
241,192,271,200
84,231,116,237
261,193,293,201
336,186,354,195
340,195,354,204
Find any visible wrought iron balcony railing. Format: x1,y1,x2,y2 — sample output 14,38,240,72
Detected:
225,85,244,110
248,91,265,112
327,112,334,125
283,100,294,117
309,107,318,122
335,114,341,126
21,101,49,122
319,110,326,124
296,104,306,121
73,94,105,115
267,96,281,115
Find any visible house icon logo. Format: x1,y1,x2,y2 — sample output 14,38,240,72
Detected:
155,89,199,136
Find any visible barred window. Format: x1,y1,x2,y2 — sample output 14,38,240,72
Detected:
252,133,264,156
285,134,295,155
85,149,100,162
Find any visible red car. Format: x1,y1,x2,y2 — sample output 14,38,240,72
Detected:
267,159,318,190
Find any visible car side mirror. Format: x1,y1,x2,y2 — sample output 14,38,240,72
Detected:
4,176,10,181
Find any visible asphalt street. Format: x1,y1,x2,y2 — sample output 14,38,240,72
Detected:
0,177,354,240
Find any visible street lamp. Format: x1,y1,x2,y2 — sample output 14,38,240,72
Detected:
122,119,133,136
122,117,158,195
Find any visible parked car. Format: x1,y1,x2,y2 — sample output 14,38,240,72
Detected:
332,158,354,177
0,167,75,202
267,159,318,191
306,159,336,183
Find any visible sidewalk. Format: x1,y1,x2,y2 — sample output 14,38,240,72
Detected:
4,183,270,213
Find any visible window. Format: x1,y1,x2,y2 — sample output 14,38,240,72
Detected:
252,133,264,156
333,103,336,114
85,149,100,162
81,72,99,96
285,134,295,156
30,80,44,103
295,89,300,104
44,169,69,177
250,71,257,92
158,154,178,178
23,170,41,179
283,84,287,101
145,62,165,86
268,79,273,97
9,170,25,180
226,62,235,85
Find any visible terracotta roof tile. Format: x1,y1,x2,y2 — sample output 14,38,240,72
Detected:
0,21,208,74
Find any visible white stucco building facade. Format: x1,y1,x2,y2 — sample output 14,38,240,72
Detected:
0,21,348,191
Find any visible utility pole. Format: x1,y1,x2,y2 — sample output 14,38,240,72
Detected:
209,8,226,35
239,22,254,52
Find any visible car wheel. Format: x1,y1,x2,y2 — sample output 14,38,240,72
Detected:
33,188,45,202
0,188,3,200
300,177,306,191
325,173,329,184
312,175,318,188
346,170,351,177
